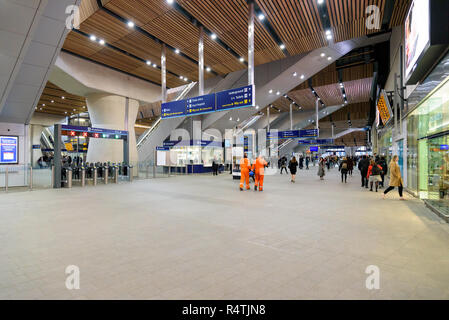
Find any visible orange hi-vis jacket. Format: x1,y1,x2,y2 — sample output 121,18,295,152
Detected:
239,157,251,189
253,157,267,175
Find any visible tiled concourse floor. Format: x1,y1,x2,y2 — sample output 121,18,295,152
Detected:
1,167,449,299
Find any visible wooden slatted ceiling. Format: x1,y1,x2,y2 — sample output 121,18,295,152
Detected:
79,0,100,24
344,77,372,104
389,0,411,28
35,82,87,116
320,102,370,121
177,0,285,64
314,83,345,106
289,88,317,110
327,0,386,43
334,131,367,146
256,0,327,55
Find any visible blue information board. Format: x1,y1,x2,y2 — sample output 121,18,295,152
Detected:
298,140,314,145
299,129,318,137
0,136,18,164
216,85,254,111
299,139,334,145
186,94,215,115
267,130,300,139
161,100,186,119
310,146,319,152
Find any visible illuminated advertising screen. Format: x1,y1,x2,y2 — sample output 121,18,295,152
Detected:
0,136,19,164
405,0,430,82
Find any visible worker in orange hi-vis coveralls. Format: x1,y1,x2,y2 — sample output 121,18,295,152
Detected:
253,154,268,191
239,153,251,191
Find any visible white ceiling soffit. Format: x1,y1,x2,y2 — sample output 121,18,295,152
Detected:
0,0,81,124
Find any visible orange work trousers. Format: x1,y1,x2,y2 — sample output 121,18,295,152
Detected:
240,170,250,189
255,174,264,191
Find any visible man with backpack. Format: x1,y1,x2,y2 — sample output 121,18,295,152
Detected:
358,155,370,188
339,157,349,183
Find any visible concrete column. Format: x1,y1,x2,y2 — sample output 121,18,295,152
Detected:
86,94,139,165
198,26,204,96
248,1,255,86
30,124,43,166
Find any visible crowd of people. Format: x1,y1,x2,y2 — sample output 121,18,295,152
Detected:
238,152,405,200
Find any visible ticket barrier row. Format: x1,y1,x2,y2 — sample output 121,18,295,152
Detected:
54,163,133,188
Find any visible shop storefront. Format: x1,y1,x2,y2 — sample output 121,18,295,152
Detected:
406,76,449,217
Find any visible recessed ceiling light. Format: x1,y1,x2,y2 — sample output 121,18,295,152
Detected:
167,0,174,4
82,106,86,108
61,96,65,99
276,91,280,95
325,29,331,35
184,77,188,82
321,53,325,57
318,0,324,4
127,21,135,28
300,74,305,79
237,118,240,122
39,108,42,110
90,35,96,41
175,48,180,54
206,67,211,72
283,94,288,98
99,39,105,45
146,60,151,65
229,117,233,121
73,109,76,111
65,111,67,114
326,34,332,40
256,105,259,109
258,14,265,20
42,103,45,106
269,89,273,94
293,72,297,77
239,57,244,62
280,44,285,50
152,63,157,68
327,56,332,60
179,75,184,80
51,100,54,103
211,33,217,40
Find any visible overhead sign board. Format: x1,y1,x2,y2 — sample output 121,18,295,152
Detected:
299,129,318,137
161,100,186,119
299,139,334,145
377,90,393,126
186,93,216,115
216,85,254,111
0,136,18,164
161,85,255,119
61,125,128,139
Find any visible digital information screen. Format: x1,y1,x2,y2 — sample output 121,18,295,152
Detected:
0,136,19,164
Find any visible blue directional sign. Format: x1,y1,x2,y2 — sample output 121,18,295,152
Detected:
0,136,18,164
161,100,186,119
299,129,318,137
310,146,319,152
267,130,300,139
298,140,314,145
216,85,254,111
299,139,334,145
186,93,215,115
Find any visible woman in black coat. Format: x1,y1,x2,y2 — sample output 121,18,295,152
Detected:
289,157,299,183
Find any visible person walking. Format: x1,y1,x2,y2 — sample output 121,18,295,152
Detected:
339,157,349,183
378,156,388,188
299,156,304,170
280,156,288,174
253,154,268,191
367,160,383,192
347,157,354,176
239,153,251,191
358,155,369,188
317,157,326,180
305,156,310,170
212,159,218,176
289,156,298,183
383,155,405,200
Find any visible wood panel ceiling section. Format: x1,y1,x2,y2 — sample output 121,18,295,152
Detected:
344,77,372,104
389,0,411,28
35,82,87,116
313,83,345,106
103,0,240,75
289,88,317,110
271,96,294,112
327,0,386,43
256,0,327,55
177,0,285,65
334,130,367,146
321,102,370,122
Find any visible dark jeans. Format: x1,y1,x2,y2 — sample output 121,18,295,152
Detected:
380,174,385,187
361,171,368,187
341,171,347,183
280,166,288,174
384,184,403,197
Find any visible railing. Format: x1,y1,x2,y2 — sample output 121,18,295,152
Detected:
136,81,197,150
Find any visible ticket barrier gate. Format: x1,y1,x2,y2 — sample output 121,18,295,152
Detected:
59,166,72,188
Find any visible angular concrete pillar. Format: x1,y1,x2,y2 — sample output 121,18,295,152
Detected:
86,94,139,164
